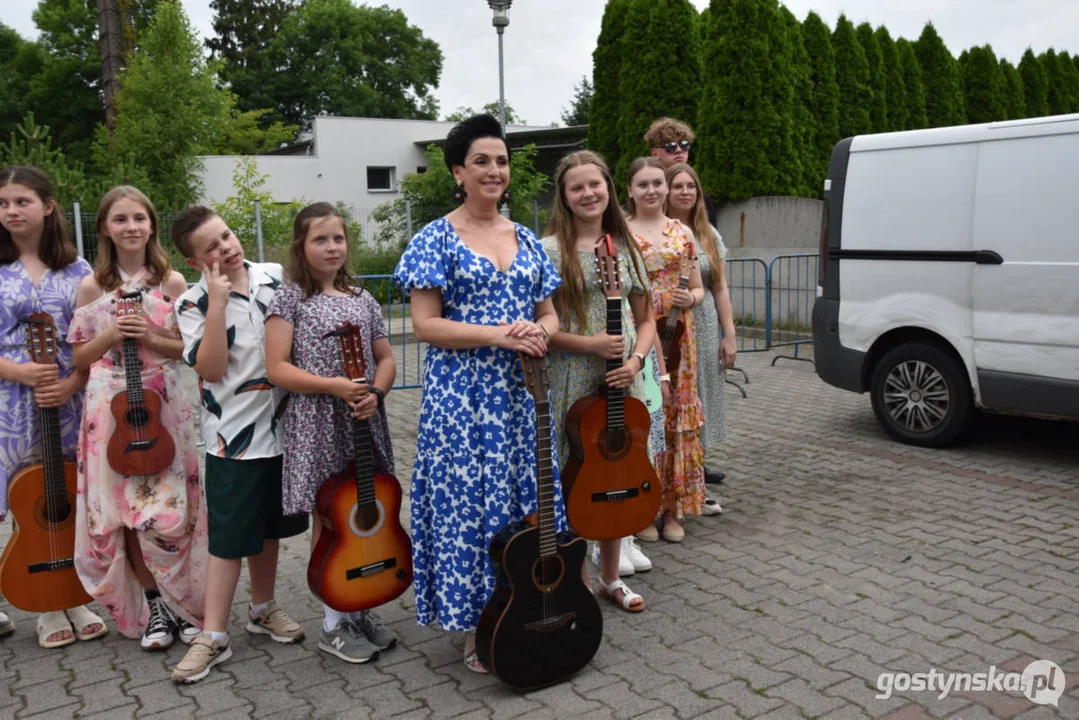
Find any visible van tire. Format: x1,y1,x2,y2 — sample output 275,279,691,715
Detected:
869,342,972,447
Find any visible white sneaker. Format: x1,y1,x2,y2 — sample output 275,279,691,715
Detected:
701,493,723,516
591,542,634,577
621,536,652,572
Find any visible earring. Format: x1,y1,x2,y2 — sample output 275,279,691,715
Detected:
452,183,467,203
500,189,512,205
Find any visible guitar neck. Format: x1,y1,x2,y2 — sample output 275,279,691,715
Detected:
535,399,557,558
352,414,377,507
38,404,68,500
604,296,624,431
122,337,144,404
662,276,690,352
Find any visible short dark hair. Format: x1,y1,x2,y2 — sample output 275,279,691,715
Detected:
170,205,217,259
444,114,506,172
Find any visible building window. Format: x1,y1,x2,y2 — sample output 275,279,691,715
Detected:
367,167,395,192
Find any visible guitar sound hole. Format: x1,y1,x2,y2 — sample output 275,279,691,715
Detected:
34,492,76,530
126,406,149,428
604,428,628,456
354,504,380,533
532,556,565,592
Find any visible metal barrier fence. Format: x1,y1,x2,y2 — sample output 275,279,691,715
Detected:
766,253,819,365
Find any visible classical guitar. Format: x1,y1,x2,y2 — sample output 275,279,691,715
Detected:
655,242,697,386
562,235,660,541
308,324,412,612
106,291,175,476
0,313,93,612
476,353,603,691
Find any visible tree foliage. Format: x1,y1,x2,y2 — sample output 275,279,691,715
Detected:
445,103,524,125
875,27,907,131
780,6,816,196
587,0,631,170
1040,49,1079,115
915,22,966,127
1019,49,1050,117
0,113,88,208
801,12,840,189
561,76,593,127
856,23,888,132
999,59,1026,120
897,38,929,129
832,15,872,138
959,45,1006,124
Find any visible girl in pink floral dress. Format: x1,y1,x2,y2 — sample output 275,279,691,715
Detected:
626,158,707,543
69,186,207,651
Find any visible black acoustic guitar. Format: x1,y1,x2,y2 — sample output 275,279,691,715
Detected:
475,353,603,691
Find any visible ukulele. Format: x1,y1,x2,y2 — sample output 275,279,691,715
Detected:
106,291,176,476
561,235,660,541
654,242,697,388
475,353,603,691
0,313,93,612
308,324,412,612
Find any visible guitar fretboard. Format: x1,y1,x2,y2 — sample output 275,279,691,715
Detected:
535,400,556,558
605,297,624,432
352,396,378,508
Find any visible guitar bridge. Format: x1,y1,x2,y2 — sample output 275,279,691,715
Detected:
590,488,642,503
125,438,158,452
524,612,577,633
28,558,75,574
345,557,397,580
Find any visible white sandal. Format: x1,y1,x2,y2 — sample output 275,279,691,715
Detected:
596,578,645,613
37,611,76,649
65,605,108,642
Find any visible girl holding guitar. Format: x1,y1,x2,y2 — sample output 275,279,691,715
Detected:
70,186,206,650
264,202,399,665
541,151,662,612
0,165,107,648
626,158,707,544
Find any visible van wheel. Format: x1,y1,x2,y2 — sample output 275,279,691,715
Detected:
869,342,972,447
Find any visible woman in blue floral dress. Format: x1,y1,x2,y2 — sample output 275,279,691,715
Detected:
392,115,563,673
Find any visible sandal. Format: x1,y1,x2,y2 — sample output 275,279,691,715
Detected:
65,605,108,642
463,650,489,674
596,578,645,613
37,611,76,649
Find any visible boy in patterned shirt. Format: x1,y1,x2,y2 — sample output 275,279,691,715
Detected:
169,206,309,683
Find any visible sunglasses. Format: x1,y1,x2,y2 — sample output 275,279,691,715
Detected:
660,140,692,153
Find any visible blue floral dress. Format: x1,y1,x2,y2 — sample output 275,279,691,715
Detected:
393,217,567,632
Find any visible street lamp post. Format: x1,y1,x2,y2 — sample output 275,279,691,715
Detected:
488,1,512,218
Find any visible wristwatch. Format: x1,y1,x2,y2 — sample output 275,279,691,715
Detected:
631,351,646,370
369,386,385,408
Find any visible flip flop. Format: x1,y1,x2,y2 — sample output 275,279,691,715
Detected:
65,606,108,642
0,611,13,637
37,611,76,649
596,578,645,613
463,650,488,674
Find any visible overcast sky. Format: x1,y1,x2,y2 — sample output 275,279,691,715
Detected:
4,1,1079,126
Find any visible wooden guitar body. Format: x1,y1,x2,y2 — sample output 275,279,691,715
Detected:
476,519,602,691
562,392,660,540
1,461,92,612
660,314,685,382
308,462,413,612
107,389,175,477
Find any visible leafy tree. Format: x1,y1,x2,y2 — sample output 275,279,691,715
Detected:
856,23,888,132
209,109,298,155
0,24,45,139
561,76,593,126
999,59,1026,120
445,102,524,125
780,6,816,196
1019,48,1049,117
0,113,88,208
915,22,965,127
588,0,632,169
93,1,232,209
614,0,701,184
897,38,929,129
832,14,872,138
262,0,442,128
959,45,1006,124
875,26,908,131
801,11,840,191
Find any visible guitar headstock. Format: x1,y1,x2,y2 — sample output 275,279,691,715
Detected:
519,352,550,405
116,290,143,318
593,234,621,300
334,324,367,382
679,242,699,282
22,312,58,365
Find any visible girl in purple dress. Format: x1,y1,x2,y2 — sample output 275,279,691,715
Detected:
265,202,398,664
0,166,108,648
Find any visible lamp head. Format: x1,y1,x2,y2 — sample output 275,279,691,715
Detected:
488,0,512,28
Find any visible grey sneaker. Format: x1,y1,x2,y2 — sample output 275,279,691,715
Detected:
355,611,397,651
172,636,232,683
318,620,380,664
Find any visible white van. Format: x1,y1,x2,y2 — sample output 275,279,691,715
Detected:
812,115,1079,446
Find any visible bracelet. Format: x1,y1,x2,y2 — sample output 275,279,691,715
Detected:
658,373,671,383
369,386,385,408
631,351,646,370
538,324,550,344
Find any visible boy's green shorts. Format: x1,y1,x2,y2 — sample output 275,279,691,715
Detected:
205,454,309,559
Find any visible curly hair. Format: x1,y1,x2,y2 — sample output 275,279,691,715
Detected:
643,117,696,147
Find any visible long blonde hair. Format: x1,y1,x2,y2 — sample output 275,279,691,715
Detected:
545,150,651,331
665,163,722,294
94,186,170,292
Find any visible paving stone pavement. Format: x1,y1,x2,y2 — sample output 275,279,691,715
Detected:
1,347,1077,719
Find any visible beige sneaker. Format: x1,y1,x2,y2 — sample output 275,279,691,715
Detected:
246,601,304,644
172,636,232,683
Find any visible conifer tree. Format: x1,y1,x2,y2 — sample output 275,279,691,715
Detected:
587,0,631,168
959,45,1006,124
1057,51,1079,112
1019,48,1050,117
832,14,872,138
897,39,929,129
802,11,840,184
999,59,1026,120
856,23,887,132
875,27,908,131
780,6,814,196
914,22,965,126
1041,49,1071,115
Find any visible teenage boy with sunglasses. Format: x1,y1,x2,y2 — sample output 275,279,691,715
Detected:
643,117,726,490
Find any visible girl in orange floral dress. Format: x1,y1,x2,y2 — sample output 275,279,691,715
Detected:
69,186,207,652
625,157,706,543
